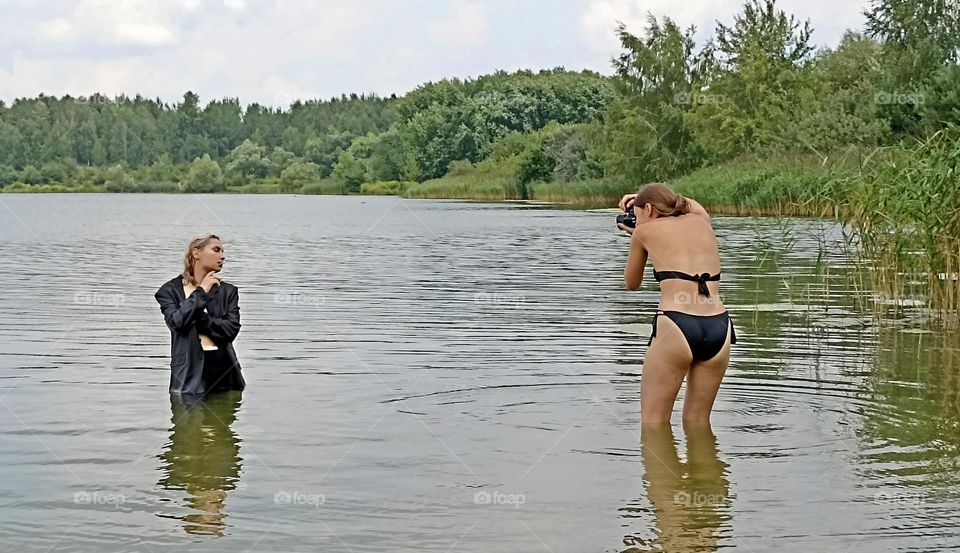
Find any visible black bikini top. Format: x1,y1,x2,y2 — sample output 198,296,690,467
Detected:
653,270,721,297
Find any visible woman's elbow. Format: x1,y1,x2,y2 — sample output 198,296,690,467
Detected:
624,274,642,291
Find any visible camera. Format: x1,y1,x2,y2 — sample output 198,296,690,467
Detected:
616,209,637,229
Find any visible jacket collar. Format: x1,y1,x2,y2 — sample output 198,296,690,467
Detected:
168,274,222,301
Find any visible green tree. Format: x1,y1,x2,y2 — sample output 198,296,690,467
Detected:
20,165,42,184
279,161,321,193
184,154,223,192
601,16,705,179
223,139,269,184
685,0,816,159
104,164,135,192
331,150,367,192
0,164,17,187
267,146,296,177
865,0,960,82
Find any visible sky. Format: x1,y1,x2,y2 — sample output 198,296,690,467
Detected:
0,0,871,107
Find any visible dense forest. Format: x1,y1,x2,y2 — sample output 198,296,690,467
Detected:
0,0,957,199
0,69,612,193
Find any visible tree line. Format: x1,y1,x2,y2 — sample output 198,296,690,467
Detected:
0,0,957,194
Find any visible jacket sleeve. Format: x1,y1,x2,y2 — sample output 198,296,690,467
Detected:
197,286,241,343
155,284,209,334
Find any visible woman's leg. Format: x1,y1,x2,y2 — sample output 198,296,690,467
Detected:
681,319,732,424
641,316,694,427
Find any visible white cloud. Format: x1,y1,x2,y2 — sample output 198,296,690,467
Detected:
427,0,489,48
114,22,177,47
0,0,874,107
579,0,866,55
579,0,727,53
223,0,246,13
39,18,72,39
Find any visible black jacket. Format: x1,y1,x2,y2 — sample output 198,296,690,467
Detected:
155,275,245,395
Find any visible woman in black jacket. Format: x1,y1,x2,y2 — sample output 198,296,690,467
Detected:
155,234,245,395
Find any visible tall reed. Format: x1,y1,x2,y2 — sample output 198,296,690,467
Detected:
843,127,960,319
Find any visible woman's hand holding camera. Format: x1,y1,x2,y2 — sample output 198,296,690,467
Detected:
617,193,638,235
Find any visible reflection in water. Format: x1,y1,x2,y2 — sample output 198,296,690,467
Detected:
623,425,732,552
158,392,243,537
859,327,960,492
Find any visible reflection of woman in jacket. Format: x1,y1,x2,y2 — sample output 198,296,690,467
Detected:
155,234,245,395
158,392,243,536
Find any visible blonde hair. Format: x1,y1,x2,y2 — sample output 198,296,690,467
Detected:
635,182,688,217
181,234,221,286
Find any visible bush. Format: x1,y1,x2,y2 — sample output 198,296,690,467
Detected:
280,161,322,193
360,180,413,195
184,154,224,193
301,179,348,195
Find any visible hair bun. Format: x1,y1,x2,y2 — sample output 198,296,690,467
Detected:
673,195,688,215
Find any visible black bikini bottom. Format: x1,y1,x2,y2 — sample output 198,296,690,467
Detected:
648,310,736,362
203,348,242,393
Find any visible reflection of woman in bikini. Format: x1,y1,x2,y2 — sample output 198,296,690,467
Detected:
618,184,735,426
622,424,731,552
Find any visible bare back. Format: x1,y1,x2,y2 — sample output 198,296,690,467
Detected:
634,213,725,315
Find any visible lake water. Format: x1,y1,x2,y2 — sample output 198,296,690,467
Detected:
1,194,958,552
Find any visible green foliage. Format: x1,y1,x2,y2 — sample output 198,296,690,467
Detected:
301,179,347,195
684,0,817,159
843,126,960,312
0,164,16,187
20,165,42,184
865,0,960,84
224,139,269,184
530,177,635,207
279,161,321,193
395,69,614,179
267,146,296,177
103,164,135,192
404,160,520,200
184,154,224,192
598,16,706,179
360,180,413,195
330,150,367,192
0,91,393,173
919,64,960,132
356,130,417,181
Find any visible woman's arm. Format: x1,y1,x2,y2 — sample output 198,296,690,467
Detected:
624,231,648,291
197,286,241,343
684,196,710,219
155,286,208,334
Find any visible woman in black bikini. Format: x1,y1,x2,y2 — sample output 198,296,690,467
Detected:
618,183,735,426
